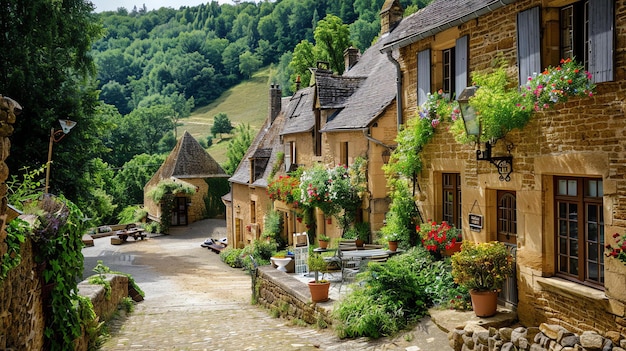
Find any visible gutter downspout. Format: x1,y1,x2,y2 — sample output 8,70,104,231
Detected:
386,51,403,131
362,129,395,150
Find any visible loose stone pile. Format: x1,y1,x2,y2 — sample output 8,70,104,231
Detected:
448,323,626,351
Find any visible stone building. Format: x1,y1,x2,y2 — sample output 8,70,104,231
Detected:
144,131,228,227
379,0,625,336
225,4,401,248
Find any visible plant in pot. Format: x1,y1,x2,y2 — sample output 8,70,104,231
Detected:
353,221,370,248
318,234,330,249
384,231,401,252
451,241,513,317
307,252,330,302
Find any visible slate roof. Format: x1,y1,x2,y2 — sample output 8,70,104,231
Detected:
314,70,365,109
321,37,397,131
281,87,315,135
147,131,228,185
229,102,287,187
381,0,517,52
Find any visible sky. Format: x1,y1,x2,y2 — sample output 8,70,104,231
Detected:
90,0,234,13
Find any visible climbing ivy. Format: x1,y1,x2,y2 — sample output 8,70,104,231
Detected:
0,218,29,282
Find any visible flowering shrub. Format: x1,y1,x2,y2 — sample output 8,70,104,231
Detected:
418,89,457,129
267,175,301,206
524,58,595,111
417,220,462,253
451,241,513,292
605,232,626,264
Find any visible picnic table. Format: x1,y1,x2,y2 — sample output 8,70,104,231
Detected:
115,228,147,242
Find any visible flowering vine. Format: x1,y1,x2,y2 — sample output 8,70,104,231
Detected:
606,232,626,265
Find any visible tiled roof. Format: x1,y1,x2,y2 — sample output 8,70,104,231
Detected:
281,87,315,135
382,0,517,52
322,37,397,131
147,131,228,186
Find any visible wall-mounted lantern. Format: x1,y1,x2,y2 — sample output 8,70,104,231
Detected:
457,86,513,182
381,148,391,164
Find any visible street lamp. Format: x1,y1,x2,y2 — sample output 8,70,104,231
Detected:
45,119,77,194
457,86,513,182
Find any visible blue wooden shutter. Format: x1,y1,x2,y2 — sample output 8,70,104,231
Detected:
589,0,614,83
455,36,468,100
417,49,431,106
517,7,541,87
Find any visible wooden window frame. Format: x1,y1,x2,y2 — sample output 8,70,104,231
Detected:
442,173,462,229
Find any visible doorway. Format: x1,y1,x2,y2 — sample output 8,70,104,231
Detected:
171,197,188,226
496,190,518,307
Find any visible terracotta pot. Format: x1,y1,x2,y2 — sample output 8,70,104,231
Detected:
327,218,332,224
388,240,398,252
355,239,364,248
319,240,329,249
442,242,462,256
469,289,499,317
308,281,330,302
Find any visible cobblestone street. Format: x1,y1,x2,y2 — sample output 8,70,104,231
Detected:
82,219,451,351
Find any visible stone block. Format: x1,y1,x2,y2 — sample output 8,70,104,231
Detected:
540,323,568,340
512,327,528,346
500,327,513,342
604,330,622,344
580,331,604,349
474,330,490,345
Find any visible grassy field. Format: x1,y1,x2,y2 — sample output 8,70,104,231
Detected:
176,67,271,164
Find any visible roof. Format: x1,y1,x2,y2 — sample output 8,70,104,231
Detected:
381,0,517,52
314,70,365,109
281,87,315,135
229,106,287,187
322,37,397,131
146,131,228,187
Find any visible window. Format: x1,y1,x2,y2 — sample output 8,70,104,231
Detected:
560,2,589,69
442,173,462,229
314,111,322,156
340,142,349,166
442,48,455,96
250,200,256,223
285,141,296,172
555,176,604,287
559,0,613,83
497,191,517,244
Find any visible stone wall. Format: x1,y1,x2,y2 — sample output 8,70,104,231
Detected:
448,323,626,351
254,266,333,327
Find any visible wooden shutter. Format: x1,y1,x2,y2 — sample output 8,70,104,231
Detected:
589,0,614,83
455,36,468,100
517,7,541,86
417,49,431,106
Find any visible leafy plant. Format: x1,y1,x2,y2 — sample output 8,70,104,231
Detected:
379,178,418,248
318,234,330,242
451,241,513,292
260,209,285,247
307,253,327,283
0,218,29,282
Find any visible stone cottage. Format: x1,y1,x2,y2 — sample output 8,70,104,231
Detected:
144,131,228,227
380,0,624,336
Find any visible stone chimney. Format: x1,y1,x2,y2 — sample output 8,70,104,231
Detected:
344,47,360,72
380,0,403,36
269,84,281,123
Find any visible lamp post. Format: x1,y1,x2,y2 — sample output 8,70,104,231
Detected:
45,119,77,194
457,86,513,182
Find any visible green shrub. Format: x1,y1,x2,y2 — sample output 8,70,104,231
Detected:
220,248,245,268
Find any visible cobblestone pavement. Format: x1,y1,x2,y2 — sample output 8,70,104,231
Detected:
82,219,451,351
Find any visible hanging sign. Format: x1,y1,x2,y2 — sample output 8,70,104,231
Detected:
469,214,483,232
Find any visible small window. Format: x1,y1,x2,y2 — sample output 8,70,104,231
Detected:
442,173,462,229
442,48,455,95
340,142,349,166
497,191,517,245
560,2,589,69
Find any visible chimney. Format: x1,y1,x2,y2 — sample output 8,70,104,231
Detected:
380,0,403,36
269,84,281,123
344,47,360,72
295,75,301,92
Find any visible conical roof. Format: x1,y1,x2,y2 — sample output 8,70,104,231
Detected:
151,131,228,181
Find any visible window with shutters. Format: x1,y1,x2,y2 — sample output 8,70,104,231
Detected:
442,48,455,96
554,176,604,288
417,36,468,105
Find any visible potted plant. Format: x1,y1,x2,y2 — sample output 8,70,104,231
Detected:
385,232,401,252
354,221,370,248
307,253,330,302
417,220,462,257
451,241,513,317
318,234,330,249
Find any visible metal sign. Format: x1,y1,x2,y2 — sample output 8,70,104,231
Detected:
469,214,483,232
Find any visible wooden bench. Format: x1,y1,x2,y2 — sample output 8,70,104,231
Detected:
116,228,147,242
207,243,226,254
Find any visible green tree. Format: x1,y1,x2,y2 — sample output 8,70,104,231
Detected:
314,14,351,75
223,123,253,175
211,113,234,138
289,40,316,88
112,153,166,211
239,51,262,78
